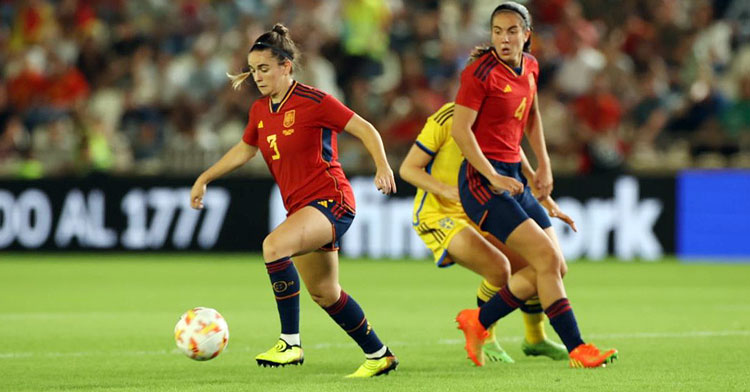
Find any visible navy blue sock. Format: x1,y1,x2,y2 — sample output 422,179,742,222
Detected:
478,285,523,329
544,298,584,352
265,257,300,335
324,290,384,354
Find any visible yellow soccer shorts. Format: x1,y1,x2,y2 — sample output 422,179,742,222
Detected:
413,213,483,268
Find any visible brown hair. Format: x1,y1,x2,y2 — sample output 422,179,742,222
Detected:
227,23,301,90
468,2,533,64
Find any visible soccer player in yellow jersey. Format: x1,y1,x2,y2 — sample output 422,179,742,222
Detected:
400,102,575,363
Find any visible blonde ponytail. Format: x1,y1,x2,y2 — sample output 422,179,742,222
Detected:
227,69,251,90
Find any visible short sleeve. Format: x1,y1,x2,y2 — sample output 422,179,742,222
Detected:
318,94,355,132
241,105,258,146
415,108,451,156
455,67,487,111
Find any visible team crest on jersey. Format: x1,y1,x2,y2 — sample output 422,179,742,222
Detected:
439,217,455,230
283,128,294,136
283,110,295,128
528,74,535,90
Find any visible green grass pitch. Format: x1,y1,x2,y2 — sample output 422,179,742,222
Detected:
2,254,749,391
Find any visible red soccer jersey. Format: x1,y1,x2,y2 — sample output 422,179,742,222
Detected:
455,49,540,162
242,81,356,215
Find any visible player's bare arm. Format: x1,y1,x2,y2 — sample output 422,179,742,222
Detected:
399,144,459,201
525,92,553,199
190,141,258,209
452,104,523,195
344,114,397,195
519,148,576,231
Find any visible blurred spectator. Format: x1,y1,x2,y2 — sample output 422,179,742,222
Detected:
45,53,90,109
572,73,626,174
0,0,748,179
9,0,57,50
630,70,669,150
721,75,750,145
337,0,391,89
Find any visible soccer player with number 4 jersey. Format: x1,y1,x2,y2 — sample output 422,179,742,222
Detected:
400,102,574,364
190,23,398,378
450,2,617,368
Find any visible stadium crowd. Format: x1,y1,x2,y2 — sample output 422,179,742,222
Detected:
1,0,749,178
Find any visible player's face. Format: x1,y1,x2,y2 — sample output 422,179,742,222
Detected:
490,12,530,67
247,50,291,97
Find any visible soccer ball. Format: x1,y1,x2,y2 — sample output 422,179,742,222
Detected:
174,307,229,360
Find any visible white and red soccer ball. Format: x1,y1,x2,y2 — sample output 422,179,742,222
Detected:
174,307,229,360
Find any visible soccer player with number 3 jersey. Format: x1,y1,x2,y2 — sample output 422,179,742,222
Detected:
190,24,398,378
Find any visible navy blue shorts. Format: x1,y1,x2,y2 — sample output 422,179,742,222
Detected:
458,159,551,243
308,199,355,251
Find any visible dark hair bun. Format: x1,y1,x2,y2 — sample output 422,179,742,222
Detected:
272,23,288,36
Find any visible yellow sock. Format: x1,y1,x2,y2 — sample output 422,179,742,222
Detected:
521,296,546,344
477,280,501,342
476,279,499,303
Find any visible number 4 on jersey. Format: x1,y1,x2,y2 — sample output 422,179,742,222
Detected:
514,97,527,120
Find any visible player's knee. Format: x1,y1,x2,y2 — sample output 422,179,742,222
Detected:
535,246,564,277
559,260,568,278
486,263,511,287
308,284,341,308
262,235,288,262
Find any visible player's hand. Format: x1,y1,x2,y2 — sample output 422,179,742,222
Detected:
190,180,207,209
374,166,397,195
439,184,460,202
488,174,523,196
533,164,553,201
542,198,577,232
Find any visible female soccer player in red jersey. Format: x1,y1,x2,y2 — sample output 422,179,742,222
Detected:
450,3,617,368
400,102,573,363
190,24,398,378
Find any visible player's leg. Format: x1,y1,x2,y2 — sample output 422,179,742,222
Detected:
456,203,609,366
255,206,333,367
457,162,615,367
505,222,616,367
294,250,398,378
542,226,568,278
455,161,537,366
485,235,567,360
446,227,514,363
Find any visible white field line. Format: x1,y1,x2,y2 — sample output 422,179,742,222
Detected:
0,312,152,320
1,330,748,360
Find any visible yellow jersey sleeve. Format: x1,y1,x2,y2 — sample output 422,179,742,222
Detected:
415,103,454,156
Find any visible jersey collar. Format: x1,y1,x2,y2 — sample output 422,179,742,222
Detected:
268,80,297,113
491,48,524,77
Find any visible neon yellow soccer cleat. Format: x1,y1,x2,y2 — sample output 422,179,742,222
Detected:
521,338,569,360
482,340,515,363
255,339,304,367
345,355,399,378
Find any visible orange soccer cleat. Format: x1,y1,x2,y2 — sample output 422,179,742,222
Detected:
568,343,618,368
455,308,490,366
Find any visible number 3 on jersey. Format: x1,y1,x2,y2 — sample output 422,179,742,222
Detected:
514,97,527,120
266,134,281,160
